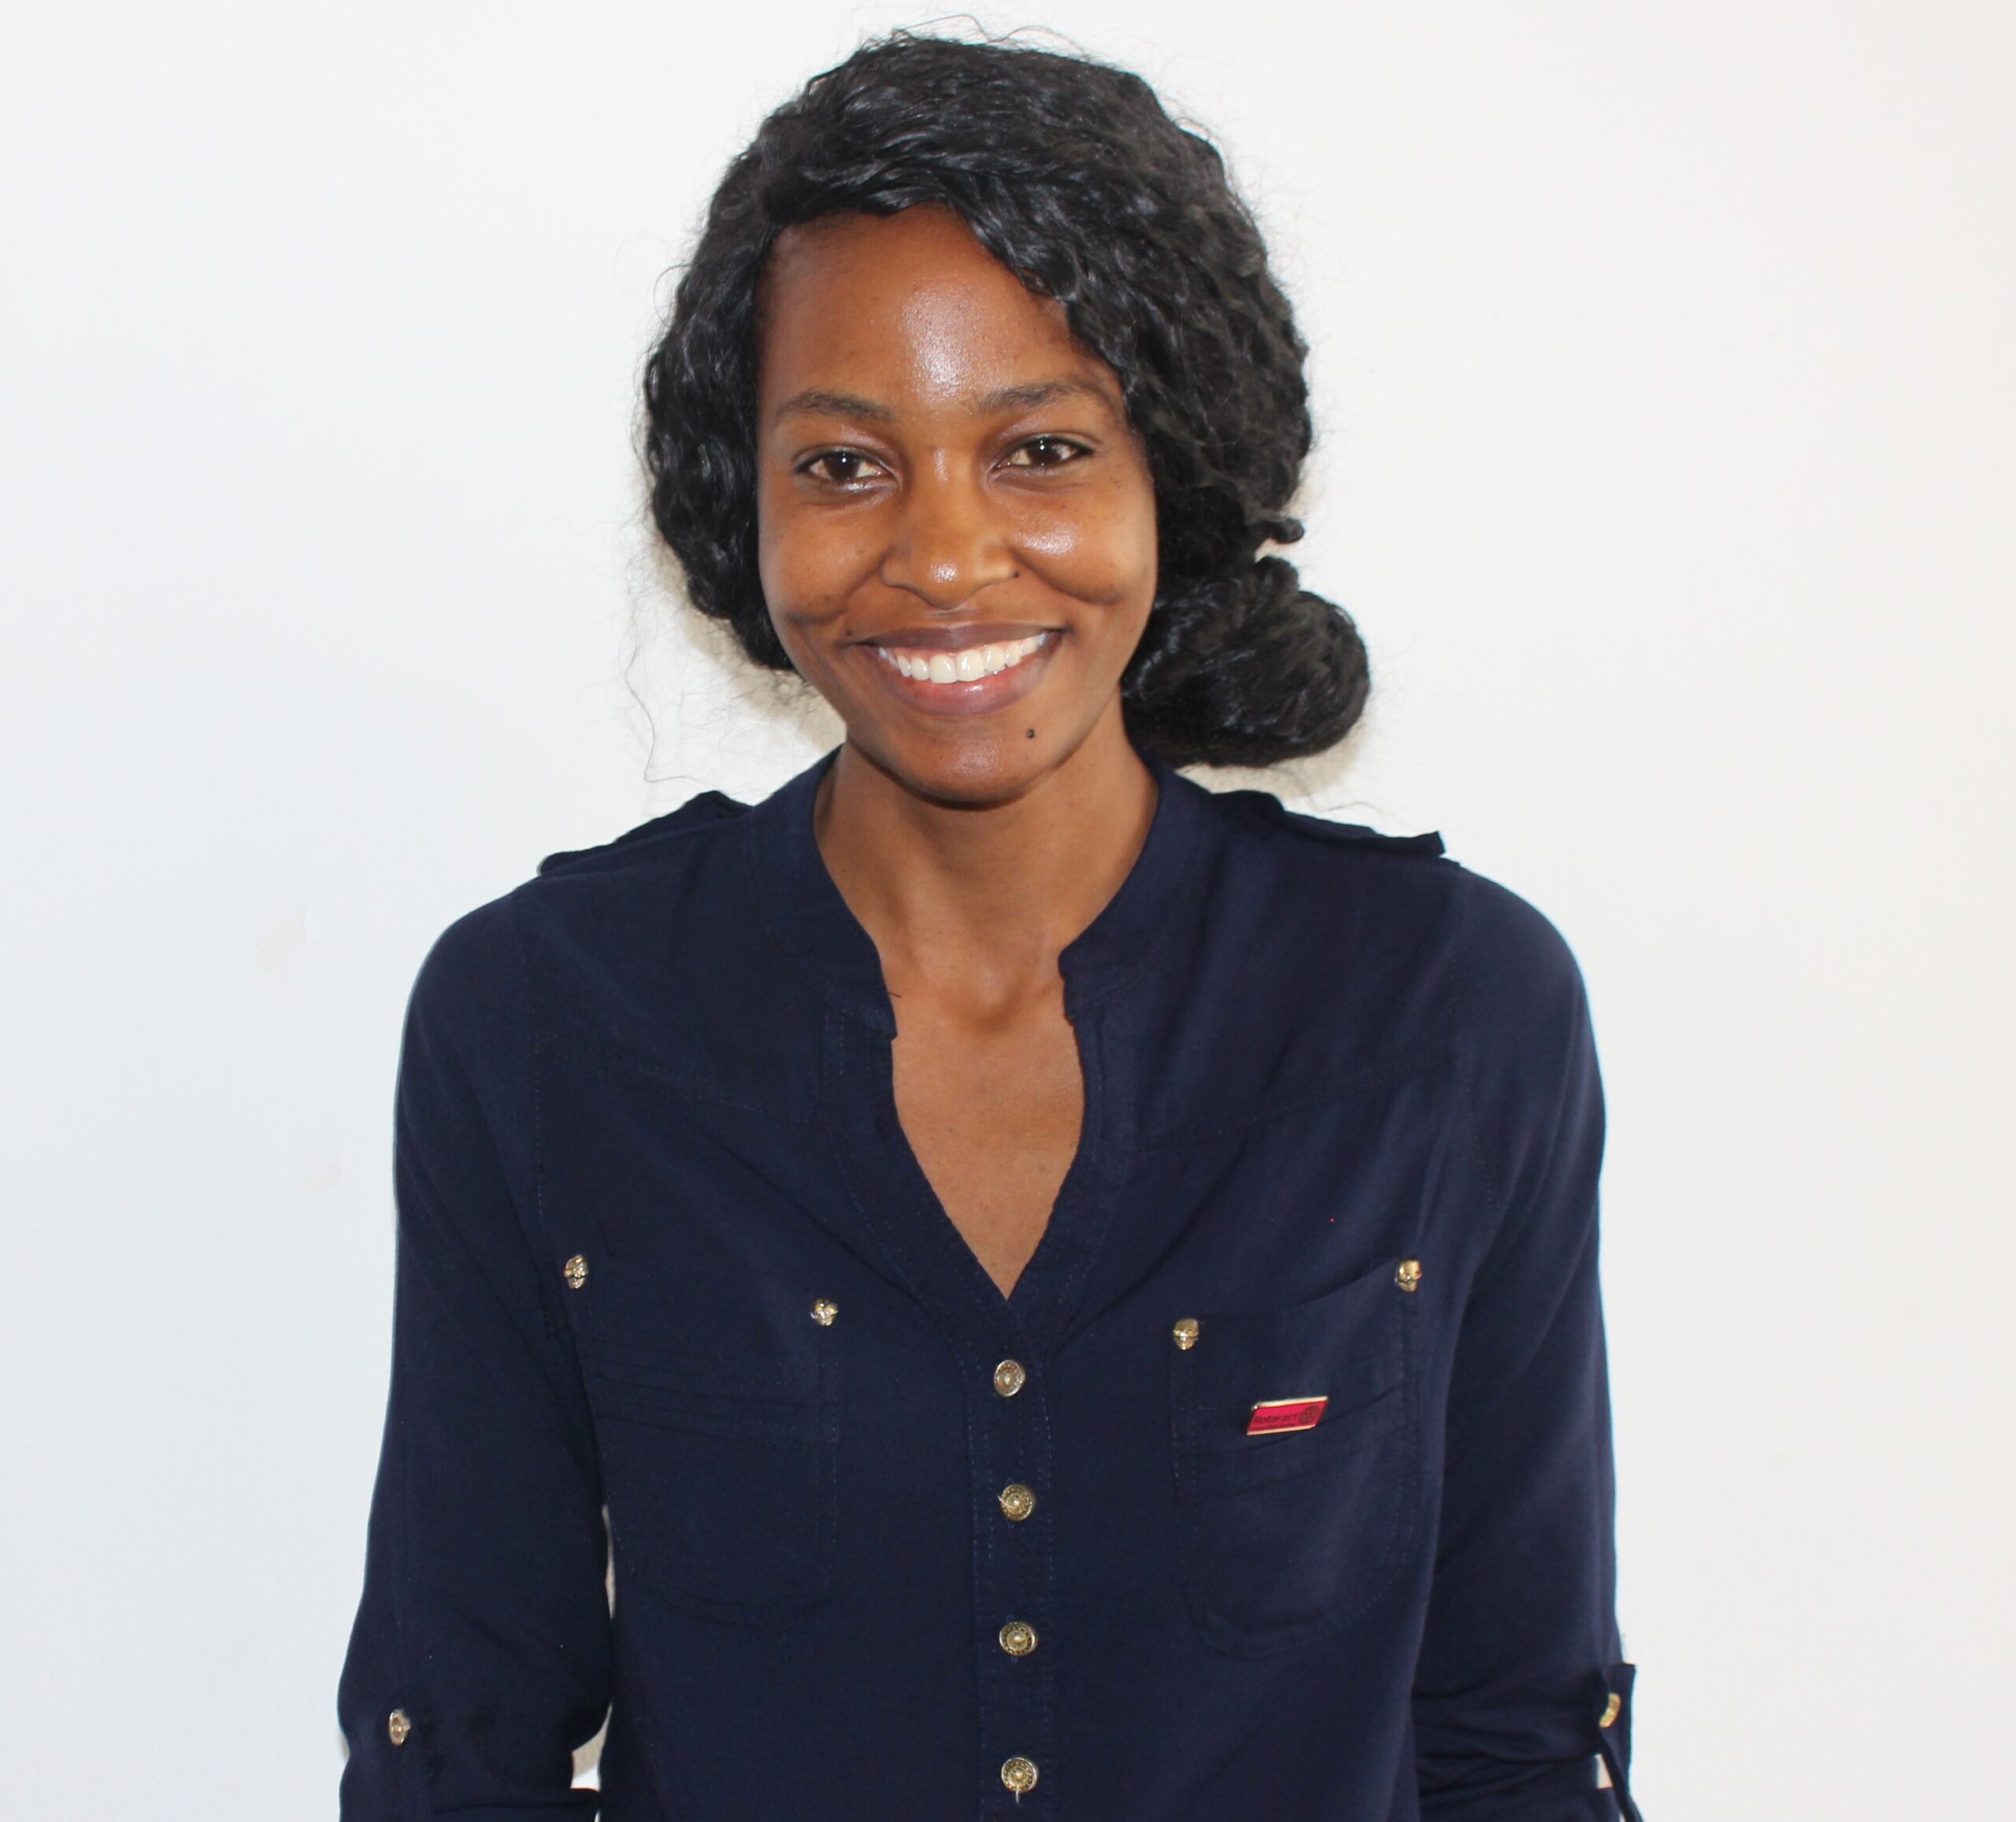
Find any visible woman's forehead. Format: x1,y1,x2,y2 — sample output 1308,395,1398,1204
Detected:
757,206,1117,417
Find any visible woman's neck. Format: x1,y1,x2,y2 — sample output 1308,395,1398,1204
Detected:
812,712,1158,1015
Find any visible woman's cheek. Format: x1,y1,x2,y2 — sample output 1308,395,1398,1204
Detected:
1021,495,1158,616
758,506,858,642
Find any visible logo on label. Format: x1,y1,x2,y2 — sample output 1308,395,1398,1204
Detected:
1245,1395,1329,1435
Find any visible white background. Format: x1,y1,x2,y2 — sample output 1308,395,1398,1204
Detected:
4,4,2010,1816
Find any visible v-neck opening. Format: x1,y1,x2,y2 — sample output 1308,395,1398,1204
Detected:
881,990,1102,1324
743,740,1210,1334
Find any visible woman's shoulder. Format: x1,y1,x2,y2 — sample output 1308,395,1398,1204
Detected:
1195,780,1591,1031
1204,781,1451,865
406,787,758,1023
532,786,751,880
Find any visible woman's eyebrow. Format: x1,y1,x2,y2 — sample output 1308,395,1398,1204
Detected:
975,376,1114,415
770,376,1116,429
771,388,895,427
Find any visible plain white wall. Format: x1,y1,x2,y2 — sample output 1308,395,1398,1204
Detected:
4,3,2010,1815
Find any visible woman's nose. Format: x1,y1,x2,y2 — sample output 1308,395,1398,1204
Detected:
878,468,1018,610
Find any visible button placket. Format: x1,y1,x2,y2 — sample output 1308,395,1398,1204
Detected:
821,1239,1057,1805
823,1013,1066,1811
973,1339,1056,1813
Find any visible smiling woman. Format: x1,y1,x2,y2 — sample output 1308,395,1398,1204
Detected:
643,31,1368,777
338,29,1640,1822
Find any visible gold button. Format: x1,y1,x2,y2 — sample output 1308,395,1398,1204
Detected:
1000,1755,1039,1796
562,1254,588,1291
810,1298,838,1326
387,1708,411,1746
1599,1691,1622,1728
998,1619,1038,1657
1171,1317,1200,1350
992,1358,1027,1398
1395,1258,1422,1294
998,1481,1036,1522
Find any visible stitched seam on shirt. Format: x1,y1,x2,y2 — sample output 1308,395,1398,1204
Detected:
1028,1296,1062,1800
1054,781,1204,1017
1136,1042,1455,1150
1043,1004,1118,1339
388,1299,424,1815
737,769,899,1039
510,892,580,1347
1447,872,1597,1318
821,1006,928,1289
509,894,606,1509
1448,878,1517,1275
596,1061,830,1130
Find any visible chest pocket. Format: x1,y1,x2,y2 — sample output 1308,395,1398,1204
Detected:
576,1330,840,1628
1170,1256,1421,1657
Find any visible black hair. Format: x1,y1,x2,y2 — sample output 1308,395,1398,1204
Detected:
641,30,1369,768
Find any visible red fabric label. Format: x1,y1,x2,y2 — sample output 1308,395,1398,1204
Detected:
1244,1396,1329,1435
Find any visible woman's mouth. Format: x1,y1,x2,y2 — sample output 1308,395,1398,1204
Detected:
858,628,1064,721
873,632,1050,684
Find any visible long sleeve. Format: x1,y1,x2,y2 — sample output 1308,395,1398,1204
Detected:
338,899,611,1820
1412,883,1640,1820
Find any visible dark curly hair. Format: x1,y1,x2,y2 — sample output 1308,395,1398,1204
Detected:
641,31,1369,769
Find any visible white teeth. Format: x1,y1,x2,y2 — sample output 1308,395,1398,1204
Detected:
877,632,1049,686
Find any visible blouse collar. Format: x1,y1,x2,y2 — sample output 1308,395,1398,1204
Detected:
739,743,1210,1037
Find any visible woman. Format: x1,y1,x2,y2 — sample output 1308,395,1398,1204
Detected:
339,32,1639,1821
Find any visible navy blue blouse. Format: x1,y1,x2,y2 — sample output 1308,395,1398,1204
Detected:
338,744,1638,1820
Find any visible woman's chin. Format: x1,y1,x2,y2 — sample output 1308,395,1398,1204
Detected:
847,728,1060,809
841,709,1132,813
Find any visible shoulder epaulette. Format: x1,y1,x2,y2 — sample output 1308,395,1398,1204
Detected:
1223,788,1447,857
536,788,747,876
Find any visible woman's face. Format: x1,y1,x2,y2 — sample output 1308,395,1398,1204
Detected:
754,204,1159,805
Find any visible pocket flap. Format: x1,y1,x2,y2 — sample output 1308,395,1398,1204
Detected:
576,1335,834,1441
1181,1259,1406,1458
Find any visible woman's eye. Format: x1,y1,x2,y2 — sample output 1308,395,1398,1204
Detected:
801,450,884,485
1002,437,1088,471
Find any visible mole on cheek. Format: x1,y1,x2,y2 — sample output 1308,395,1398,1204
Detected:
1025,728,1036,739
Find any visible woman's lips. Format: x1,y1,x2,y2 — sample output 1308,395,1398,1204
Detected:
882,631,1048,683
860,629,1058,716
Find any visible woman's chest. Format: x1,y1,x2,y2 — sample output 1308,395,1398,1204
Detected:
536,1029,1487,1439
536,1048,1484,1653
